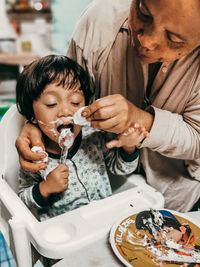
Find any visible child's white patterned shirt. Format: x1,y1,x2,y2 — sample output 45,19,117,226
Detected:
18,127,139,220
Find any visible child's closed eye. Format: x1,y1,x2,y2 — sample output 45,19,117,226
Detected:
71,102,81,106
46,103,57,108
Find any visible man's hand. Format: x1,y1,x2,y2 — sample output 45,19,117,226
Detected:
82,94,153,134
39,164,69,198
15,123,47,172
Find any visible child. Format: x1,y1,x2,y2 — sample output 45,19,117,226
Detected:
16,55,148,221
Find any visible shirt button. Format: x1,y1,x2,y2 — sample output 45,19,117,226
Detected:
162,66,168,73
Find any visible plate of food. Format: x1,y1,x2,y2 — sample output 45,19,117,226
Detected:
109,209,200,267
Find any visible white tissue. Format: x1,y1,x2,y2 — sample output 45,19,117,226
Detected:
73,106,91,126
31,146,48,163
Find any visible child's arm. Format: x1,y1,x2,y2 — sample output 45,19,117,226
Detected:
18,164,69,209
18,168,44,208
106,123,149,152
102,123,149,176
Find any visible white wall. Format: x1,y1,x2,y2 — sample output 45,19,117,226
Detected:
51,0,93,55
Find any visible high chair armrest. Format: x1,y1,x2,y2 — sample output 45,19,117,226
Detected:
0,175,37,224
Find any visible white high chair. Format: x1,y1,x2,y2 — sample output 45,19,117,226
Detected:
0,105,164,267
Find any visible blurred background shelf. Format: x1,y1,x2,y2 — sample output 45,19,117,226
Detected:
7,8,52,22
0,0,52,107
0,0,94,122
0,52,39,66
0,51,39,115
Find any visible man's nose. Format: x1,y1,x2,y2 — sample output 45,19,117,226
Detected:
137,28,160,51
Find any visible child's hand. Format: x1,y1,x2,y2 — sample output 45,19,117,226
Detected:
39,164,69,198
106,123,149,153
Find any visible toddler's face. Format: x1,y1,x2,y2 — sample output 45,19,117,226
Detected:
32,82,85,150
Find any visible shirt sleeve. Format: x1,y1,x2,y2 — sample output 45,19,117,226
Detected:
138,98,200,160
18,168,47,209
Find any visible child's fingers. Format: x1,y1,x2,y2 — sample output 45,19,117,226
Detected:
138,129,149,139
133,123,139,129
63,177,68,184
106,139,121,149
135,124,145,133
122,127,134,136
133,123,150,137
58,164,69,171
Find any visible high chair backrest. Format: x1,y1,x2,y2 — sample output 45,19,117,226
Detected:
0,105,25,192
0,104,166,267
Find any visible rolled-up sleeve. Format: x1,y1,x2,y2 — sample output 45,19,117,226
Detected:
138,101,200,160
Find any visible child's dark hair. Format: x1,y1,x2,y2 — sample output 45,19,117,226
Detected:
16,55,93,121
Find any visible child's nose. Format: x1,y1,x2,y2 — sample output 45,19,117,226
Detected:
58,105,73,117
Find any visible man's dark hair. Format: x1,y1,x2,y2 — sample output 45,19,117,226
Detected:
16,55,93,121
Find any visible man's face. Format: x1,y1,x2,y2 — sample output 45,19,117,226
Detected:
128,0,200,63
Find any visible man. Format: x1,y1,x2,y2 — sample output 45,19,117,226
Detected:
16,0,200,212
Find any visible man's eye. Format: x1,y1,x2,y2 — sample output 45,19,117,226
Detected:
166,31,184,44
138,0,151,20
46,103,57,108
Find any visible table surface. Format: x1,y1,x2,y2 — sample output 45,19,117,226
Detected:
0,52,39,66
52,211,200,267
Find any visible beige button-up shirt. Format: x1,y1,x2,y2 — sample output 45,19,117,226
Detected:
67,0,200,212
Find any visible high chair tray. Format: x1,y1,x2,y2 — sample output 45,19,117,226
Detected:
109,209,200,267
29,180,164,258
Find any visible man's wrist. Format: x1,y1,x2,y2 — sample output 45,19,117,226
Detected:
137,109,154,132
129,103,154,132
